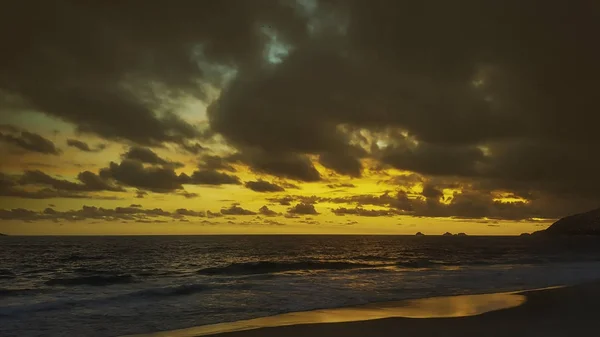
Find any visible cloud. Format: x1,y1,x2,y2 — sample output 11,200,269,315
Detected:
66,139,106,152
1,2,308,146
122,146,183,168
326,183,356,189
174,208,205,217
245,180,285,193
421,184,443,201
2,1,600,222
199,155,236,172
0,170,123,199
380,142,486,177
318,151,363,177
331,207,401,217
258,205,279,217
206,210,223,218
180,142,205,155
0,125,60,155
263,219,285,226
204,1,600,217
324,191,414,211
184,169,241,185
288,203,319,215
220,205,256,216
229,150,321,182
135,190,148,199
100,159,185,192
177,191,199,199
280,182,300,189
0,205,200,222
268,196,295,206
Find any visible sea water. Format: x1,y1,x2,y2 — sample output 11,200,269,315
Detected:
3,235,600,337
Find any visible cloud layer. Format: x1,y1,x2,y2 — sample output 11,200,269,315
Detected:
2,1,598,228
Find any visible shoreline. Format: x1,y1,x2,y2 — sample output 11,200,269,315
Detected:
126,282,599,337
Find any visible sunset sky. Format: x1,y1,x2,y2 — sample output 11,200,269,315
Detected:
1,1,598,235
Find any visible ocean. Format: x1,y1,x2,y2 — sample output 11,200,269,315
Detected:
3,235,600,337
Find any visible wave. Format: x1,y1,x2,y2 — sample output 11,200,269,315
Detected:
0,269,15,280
128,283,210,298
0,288,37,297
197,261,376,276
59,254,108,262
45,274,135,287
396,259,447,269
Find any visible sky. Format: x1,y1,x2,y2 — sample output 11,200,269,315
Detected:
1,1,599,235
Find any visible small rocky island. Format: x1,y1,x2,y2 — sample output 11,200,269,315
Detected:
415,232,425,236
530,208,600,236
0,233,7,236
442,232,468,237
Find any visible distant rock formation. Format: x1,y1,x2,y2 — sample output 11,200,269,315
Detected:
415,232,425,236
456,232,468,237
0,233,7,236
519,232,531,237
442,232,454,236
539,208,600,236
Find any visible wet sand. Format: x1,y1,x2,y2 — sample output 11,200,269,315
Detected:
130,281,600,337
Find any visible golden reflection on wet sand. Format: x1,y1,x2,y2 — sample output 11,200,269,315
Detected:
127,290,537,337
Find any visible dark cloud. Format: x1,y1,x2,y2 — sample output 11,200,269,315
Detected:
0,125,60,155
199,155,236,172
76,171,124,192
122,146,183,168
66,139,106,152
204,1,600,216
268,195,295,206
421,184,443,201
9,170,123,198
2,1,599,220
184,169,241,186
180,142,205,155
0,205,184,222
258,205,279,217
0,171,121,200
326,191,414,211
220,205,256,216
288,203,319,215
280,182,300,189
229,150,321,182
318,151,363,177
263,219,285,226
0,1,309,146
380,142,486,177
245,180,285,193
206,210,223,218
135,190,148,199
326,183,356,189
177,191,199,199
100,159,184,192
331,207,400,217
174,209,205,217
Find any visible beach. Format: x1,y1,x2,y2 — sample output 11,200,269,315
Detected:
132,281,600,337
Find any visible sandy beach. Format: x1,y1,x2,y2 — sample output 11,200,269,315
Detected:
131,281,600,337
